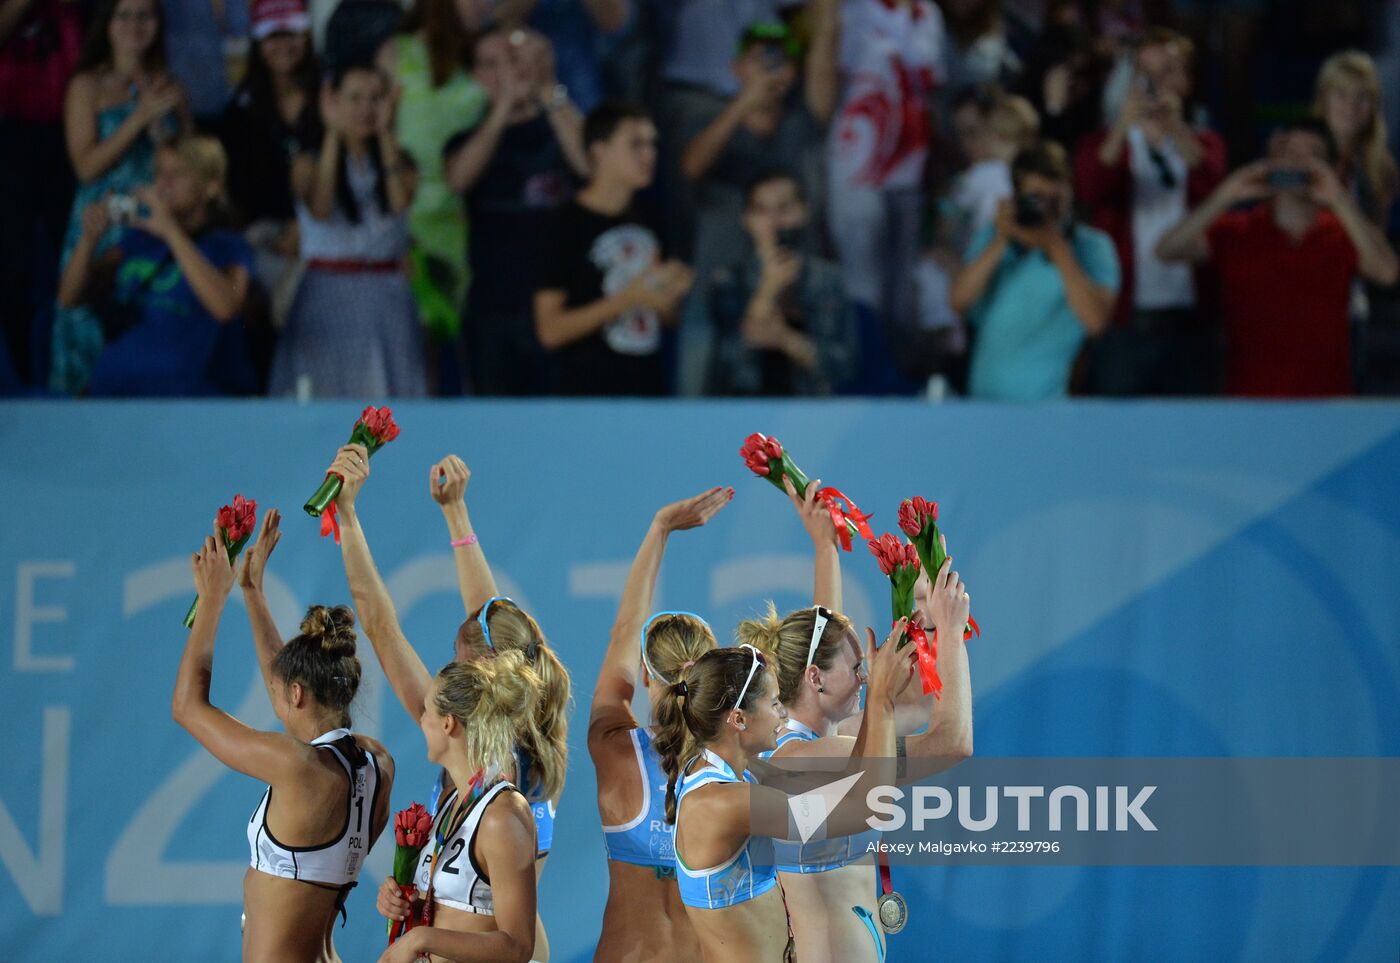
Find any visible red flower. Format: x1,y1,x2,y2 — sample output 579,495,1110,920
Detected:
216,494,257,543
898,497,938,539
358,406,401,445
868,533,919,577
740,432,783,477
897,501,922,538
393,802,432,849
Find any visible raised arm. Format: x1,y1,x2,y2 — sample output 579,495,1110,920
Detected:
65,74,180,184
902,552,974,767
747,624,911,841
589,487,733,741
1156,160,1269,265
430,455,499,616
295,99,343,221
172,525,303,784
333,445,434,719
782,475,841,611
56,201,121,308
133,185,249,322
1310,158,1400,286
238,509,285,703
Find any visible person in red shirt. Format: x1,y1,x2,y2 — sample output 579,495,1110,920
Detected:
1155,119,1398,397
1075,28,1227,396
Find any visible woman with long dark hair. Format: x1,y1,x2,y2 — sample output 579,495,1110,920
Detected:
174,509,396,962
51,0,190,394
270,61,425,397
218,0,322,327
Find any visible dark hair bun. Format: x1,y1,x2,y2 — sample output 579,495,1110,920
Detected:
300,605,357,658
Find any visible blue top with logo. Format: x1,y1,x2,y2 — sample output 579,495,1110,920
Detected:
601,727,675,868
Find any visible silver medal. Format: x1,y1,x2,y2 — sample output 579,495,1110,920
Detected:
877,890,908,934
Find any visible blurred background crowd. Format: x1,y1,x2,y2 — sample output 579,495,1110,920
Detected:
4,0,1400,400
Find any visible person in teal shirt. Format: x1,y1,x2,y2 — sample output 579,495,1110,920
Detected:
952,141,1120,400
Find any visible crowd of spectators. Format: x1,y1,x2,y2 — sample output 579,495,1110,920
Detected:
3,0,1400,400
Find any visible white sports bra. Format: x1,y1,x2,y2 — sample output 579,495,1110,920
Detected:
247,728,381,887
414,780,524,916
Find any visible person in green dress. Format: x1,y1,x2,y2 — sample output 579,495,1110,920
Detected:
377,0,489,345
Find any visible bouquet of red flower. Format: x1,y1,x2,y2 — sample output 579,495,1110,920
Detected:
868,533,941,696
739,432,874,551
304,406,401,544
898,496,980,642
386,802,433,945
183,495,257,628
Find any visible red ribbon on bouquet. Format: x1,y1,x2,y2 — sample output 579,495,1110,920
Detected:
814,485,875,552
907,619,942,697
739,432,875,551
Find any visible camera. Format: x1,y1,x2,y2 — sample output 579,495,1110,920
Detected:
1014,193,1046,228
107,194,139,226
1266,168,1311,190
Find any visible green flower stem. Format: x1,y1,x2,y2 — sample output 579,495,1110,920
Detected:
304,426,385,518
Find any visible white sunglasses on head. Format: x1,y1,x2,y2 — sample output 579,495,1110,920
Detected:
805,605,831,669
732,643,767,710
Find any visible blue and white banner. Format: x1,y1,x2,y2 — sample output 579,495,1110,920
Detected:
2,400,1398,960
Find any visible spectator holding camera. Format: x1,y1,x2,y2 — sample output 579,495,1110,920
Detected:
1156,119,1399,397
269,62,424,398
51,0,191,395
56,136,256,396
445,26,587,394
1075,28,1227,396
950,140,1119,400
701,170,856,395
534,103,692,395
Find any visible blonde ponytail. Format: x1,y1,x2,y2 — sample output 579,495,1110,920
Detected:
456,599,571,800
736,602,854,704
435,651,541,779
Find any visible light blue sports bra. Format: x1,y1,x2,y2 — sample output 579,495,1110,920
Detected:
428,747,554,858
760,719,877,874
602,727,674,868
674,749,778,909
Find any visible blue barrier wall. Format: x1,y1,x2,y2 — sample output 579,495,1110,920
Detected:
2,400,1399,961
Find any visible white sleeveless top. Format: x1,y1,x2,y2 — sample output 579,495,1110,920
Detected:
246,728,381,886
414,780,524,916
296,152,409,262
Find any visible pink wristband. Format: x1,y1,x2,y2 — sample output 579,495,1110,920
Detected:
451,534,478,549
